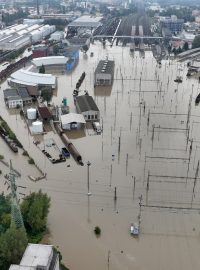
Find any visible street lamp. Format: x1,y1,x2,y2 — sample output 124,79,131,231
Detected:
87,161,91,196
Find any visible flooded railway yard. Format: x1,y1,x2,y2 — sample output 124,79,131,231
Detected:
1,42,200,270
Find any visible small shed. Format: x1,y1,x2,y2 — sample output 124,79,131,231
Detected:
75,95,99,121
37,106,53,121
61,113,86,130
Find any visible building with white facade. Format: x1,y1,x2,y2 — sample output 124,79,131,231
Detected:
75,95,100,121
61,113,86,130
32,56,69,73
50,31,65,41
0,23,55,51
9,243,59,270
8,68,56,89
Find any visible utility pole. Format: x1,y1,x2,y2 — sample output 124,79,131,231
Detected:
138,194,142,229
192,160,199,204
36,0,40,15
6,161,25,229
87,161,91,196
107,250,111,270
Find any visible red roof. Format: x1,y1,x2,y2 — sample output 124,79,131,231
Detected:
37,106,52,120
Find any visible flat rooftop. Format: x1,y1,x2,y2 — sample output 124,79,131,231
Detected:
32,56,68,67
68,15,102,28
20,244,53,267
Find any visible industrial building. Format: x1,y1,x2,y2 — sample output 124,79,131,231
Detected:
57,41,80,71
68,15,103,30
160,16,184,33
50,31,65,41
9,243,59,270
3,88,23,109
75,95,100,121
61,113,86,130
94,60,115,86
8,68,56,90
32,56,69,73
23,18,44,25
3,88,32,108
32,44,49,58
0,23,55,51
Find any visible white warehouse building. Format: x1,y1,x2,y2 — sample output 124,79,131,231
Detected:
9,243,60,270
50,31,65,41
0,23,55,51
8,68,56,89
32,56,68,73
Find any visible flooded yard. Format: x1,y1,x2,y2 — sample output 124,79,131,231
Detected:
1,42,200,270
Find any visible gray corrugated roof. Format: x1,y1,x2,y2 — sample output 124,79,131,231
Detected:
4,88,31,101
95,60,114,75
18,87,31,99
76,95,99,112
7,96,22,101
3,88,18,99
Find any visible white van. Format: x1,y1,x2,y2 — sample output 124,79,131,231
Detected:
92,122,101,134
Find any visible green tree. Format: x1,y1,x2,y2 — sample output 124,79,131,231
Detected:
39,64,45,74
192,35,200,49
0,226,28,270
183,42,189,51
0,193,11,234
41,87,53,104
167,44,172,53
21,190,50,234
82,44,89,53
177,47,183,54
172,48,177,55
53,44,59,55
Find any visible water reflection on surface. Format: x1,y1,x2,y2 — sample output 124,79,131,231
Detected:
0,42,200,270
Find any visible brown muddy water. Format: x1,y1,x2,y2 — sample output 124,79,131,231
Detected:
1,42,200,270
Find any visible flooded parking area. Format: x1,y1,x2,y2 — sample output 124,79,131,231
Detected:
1,42,200,270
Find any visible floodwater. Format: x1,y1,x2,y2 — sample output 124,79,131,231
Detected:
1,42,200,270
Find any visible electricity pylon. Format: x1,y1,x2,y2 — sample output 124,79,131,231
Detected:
6,161,25,229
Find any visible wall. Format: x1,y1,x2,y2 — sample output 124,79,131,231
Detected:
95,73,112,85
82,110,99,121
7,99,23,108
62,122,82,130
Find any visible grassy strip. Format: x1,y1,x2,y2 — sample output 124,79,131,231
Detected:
0,116,22,148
